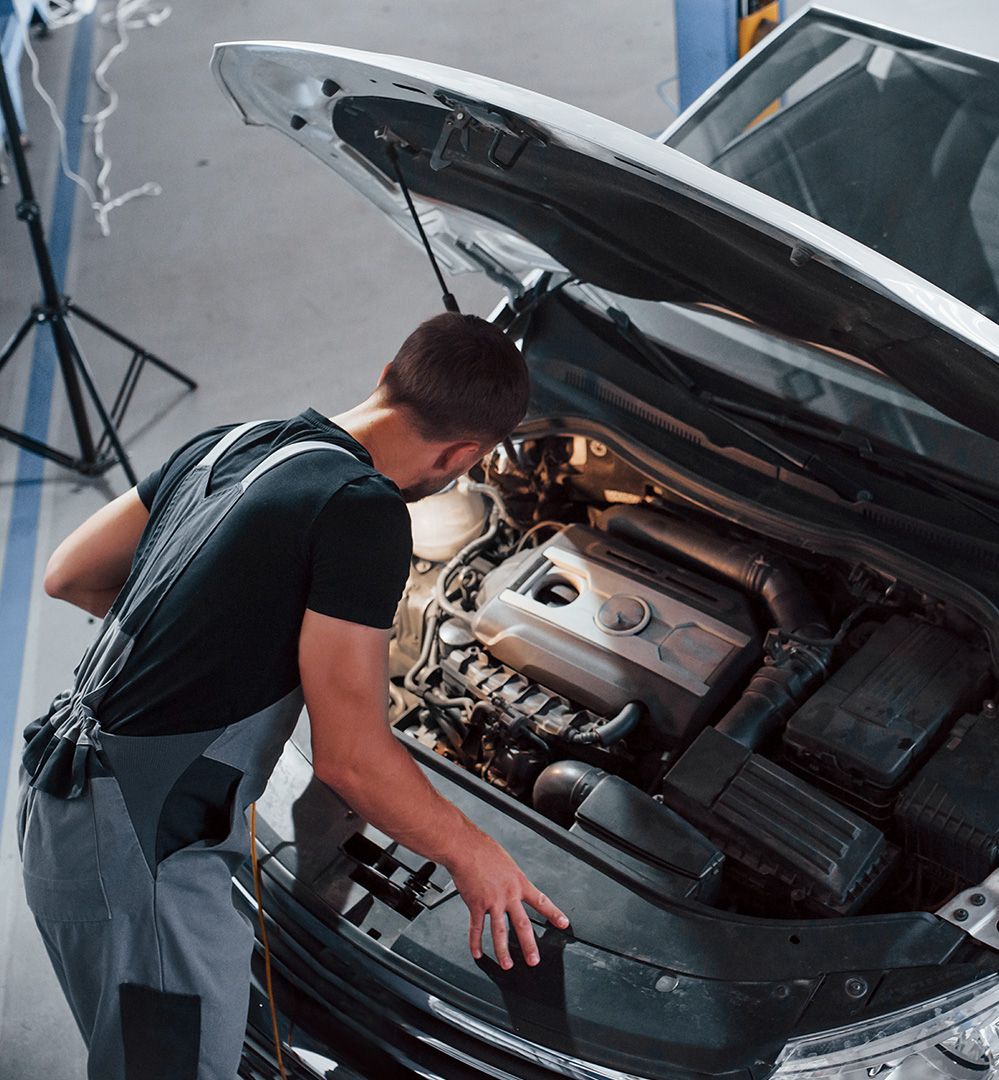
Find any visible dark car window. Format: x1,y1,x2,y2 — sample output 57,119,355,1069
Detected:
664,12,999,321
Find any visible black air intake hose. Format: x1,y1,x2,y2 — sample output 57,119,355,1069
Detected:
532,760,608,827
714,647,830,747
564,701,642,746
596,506,829,637
595,506,832,748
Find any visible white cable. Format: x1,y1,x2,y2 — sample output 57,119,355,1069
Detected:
46,0,97,30
84,0,168,234
19,0,169,236
20,21,101,206
86,0,170,233
99,0,169,28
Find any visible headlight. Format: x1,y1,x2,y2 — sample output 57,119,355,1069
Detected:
772,974,999,1080
427,976,999,1080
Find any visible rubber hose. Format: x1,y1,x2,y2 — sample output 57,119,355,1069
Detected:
596,505,829,637
532,760,608,827
595,506,832,749
565,701,642,746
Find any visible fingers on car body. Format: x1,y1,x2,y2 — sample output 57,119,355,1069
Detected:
469,883,570,968
525,884,569,932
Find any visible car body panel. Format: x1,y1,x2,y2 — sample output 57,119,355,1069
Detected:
658,5,999,333
807,0,999,63
246,714,986,1079
210,40,999,441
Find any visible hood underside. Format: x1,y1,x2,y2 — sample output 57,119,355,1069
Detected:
211,41,999,442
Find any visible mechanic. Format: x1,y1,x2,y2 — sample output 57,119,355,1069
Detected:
15,310,570,1080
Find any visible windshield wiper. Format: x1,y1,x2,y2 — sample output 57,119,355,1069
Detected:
682,380,999,529
604,307,871,503
602,305,999,528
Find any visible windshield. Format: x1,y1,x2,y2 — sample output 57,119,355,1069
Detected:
565,281,998,490
663,11,999,322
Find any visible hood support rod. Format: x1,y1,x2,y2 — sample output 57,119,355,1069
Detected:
375,125,460,313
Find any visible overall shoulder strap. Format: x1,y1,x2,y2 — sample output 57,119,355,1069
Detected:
240,440,363,491
195,420,272,473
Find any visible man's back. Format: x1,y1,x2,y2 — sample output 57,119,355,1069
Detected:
98,407,413,737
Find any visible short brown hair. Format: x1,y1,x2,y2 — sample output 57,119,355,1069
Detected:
380,312,529,446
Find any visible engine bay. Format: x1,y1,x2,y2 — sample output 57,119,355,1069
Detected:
388,433,998,921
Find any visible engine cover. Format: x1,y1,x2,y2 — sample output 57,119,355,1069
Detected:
470,524,759,749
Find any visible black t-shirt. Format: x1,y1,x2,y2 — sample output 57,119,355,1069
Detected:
97,408,413,736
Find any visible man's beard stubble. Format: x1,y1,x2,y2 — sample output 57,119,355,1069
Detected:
400,475,452,503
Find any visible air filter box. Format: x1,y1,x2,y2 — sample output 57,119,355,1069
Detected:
783,616,991,822
661,726,897,915
569,774,724,903
895,707,999,882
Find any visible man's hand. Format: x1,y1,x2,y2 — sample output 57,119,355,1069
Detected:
445,829,569,969
299,607,570,967
43,487,149,617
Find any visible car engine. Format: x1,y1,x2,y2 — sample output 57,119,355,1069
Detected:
388,435,997,920
468,523,760,757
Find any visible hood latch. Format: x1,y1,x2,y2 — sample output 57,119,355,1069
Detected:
430,90,548,172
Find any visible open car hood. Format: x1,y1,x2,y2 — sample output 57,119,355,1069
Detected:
211,41,999,443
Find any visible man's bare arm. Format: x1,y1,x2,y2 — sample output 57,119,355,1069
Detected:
299,607,570,968
43,487,149,617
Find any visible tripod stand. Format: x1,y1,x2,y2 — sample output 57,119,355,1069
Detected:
0,43,195,487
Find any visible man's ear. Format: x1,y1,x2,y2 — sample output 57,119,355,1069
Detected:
432,440,482,472
375,361,391,387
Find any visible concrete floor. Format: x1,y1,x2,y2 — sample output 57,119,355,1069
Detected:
0,2,685,1076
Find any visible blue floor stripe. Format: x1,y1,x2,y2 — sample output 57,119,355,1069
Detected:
0,13,95,829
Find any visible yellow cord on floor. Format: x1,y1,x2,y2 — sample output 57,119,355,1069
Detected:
250,802,289,1080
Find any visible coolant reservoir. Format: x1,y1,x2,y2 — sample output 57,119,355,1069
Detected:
407,477,488,563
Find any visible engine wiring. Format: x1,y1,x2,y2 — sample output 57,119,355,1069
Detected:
432,494,504,622
513,519,565,553
400,484,630,773
402,473,525,705
402,481,536,732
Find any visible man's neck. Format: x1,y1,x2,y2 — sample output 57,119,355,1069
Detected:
327,400,413,489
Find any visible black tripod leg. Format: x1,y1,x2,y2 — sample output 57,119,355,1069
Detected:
0,422,79,469
0,311,38,377
62,319,139,486
50,313,98,463
94,352,142,459
68,303,197,390
1,51,194,485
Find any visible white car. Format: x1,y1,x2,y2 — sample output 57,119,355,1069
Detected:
213,5,999,1077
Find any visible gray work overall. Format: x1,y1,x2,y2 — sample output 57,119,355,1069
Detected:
15,420,370,1080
